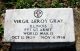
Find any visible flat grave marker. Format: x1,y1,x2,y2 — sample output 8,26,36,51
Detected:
4,8,75,42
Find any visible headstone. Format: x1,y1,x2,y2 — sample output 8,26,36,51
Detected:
4,8,76,51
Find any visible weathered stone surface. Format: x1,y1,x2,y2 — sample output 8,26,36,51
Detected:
4,8,75,42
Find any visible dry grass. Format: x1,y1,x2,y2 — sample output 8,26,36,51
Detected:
74,8,80,51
